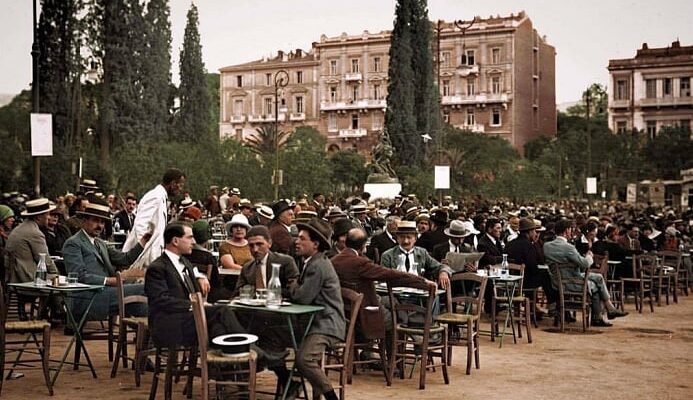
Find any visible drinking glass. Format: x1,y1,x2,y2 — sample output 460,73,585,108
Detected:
67,272,78,284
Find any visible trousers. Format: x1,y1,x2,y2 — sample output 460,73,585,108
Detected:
295,333,338,396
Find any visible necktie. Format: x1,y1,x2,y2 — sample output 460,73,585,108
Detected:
255,260,265,289
180,261,196,294
405,252,411,273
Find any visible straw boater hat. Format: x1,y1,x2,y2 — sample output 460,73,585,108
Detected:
210,185,219,191
294,210,318,223
296,218,333,250
415,212,430,223
179,198,194,209
238,198,252,209
230,188,241,196
80,179,99,190
518,218,541,232
21,198,56,217
444,220,472,238
350,202,367,215
256,205,274,220
77,202,111,220
393,220,418,235
325,206,347,219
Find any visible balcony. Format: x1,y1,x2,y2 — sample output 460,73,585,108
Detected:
458,124,485,133
610,99,631,109
247,114,286,123
345,72,362,81
441,93,509,106
639,96,693,108
289,112,306,121
337,128,367,138
456,64,479,77
485,93,509,103
230,115,245,123
320,99,387,111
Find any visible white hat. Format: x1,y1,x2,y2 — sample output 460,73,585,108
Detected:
256,205,274,220
228,213,251,229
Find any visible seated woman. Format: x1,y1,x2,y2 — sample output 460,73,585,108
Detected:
219,214,253,292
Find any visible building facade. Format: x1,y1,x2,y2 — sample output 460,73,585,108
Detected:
607,41,693,137
219,12,556,156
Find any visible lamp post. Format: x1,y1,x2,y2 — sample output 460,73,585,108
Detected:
32,0,41,196
273,69,289,200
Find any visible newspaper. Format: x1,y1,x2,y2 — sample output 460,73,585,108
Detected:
445,252,484,272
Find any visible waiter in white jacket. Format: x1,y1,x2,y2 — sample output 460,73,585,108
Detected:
123,168,186,269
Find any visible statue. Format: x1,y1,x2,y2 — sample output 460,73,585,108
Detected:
367,129,399,183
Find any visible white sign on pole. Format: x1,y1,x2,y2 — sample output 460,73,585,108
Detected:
626,183,637,204
586,177,597,194
434,165,450,189
31,113,53,156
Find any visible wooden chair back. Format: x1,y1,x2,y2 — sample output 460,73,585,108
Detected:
551,262,591,331
445,272,488,318
592,252,609,278
341,287,364,356
190,292,208,366
658,251,682,273
387,283,436,332
116,272,148,320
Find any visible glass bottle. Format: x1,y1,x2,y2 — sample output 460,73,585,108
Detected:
35,253,48,286
397,254,407,273
266,263,282,309
501,254,509,277
411,262,419,276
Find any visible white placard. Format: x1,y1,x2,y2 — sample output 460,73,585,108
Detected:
31,113,53,156
626,183,637,204
434,165,450,189
586,177,597,194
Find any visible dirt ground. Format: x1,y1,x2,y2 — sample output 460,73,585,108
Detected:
3,294,693,400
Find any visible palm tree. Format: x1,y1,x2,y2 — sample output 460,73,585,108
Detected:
243,125,292,157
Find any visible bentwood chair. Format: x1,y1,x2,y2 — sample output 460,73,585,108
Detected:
622,255,655,313
387,283,449,390
490,263,532,344
550,263,591,332
110,272,149,386
658,251,684,302
321,288,363,400
190,292,257,400
434,273,487,374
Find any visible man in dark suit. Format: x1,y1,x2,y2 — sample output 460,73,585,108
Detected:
268,200,295,255
62,201,149,320
477,218,505,269
366,215,399,262
415,209,449,253
288,218,345,400
113,195,137,233
144,222,244,347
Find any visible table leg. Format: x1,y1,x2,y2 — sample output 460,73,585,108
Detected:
499,281,517,349
281,313,316,400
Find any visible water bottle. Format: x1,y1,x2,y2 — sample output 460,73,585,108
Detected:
501,254,509,278
113,218,121,233
266,263,282,309
35,252,48,286
397,254,407,273
411,262,419,276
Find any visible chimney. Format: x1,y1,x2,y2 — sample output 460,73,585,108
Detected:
277,50,284,59
672,40,680,48
641,42,648,50
296,49,302,57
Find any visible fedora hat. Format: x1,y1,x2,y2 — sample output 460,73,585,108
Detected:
78,202,111,220
430,209,449,225
325,206,347,219
444,220,472,238
21,198,56,217
256,205,274,220
393,220,418,235
296,218,332,250
271,200,294,220
294,210,318,223
518,217,541,232
332,218,354,239
460,220,480,235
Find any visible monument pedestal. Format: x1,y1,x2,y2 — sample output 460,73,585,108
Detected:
364,182,402,200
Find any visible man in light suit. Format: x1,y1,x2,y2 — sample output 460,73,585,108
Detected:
123,168,186,270
544,219,627,327
62,201,150,320
6,198,59,283
380,220,453,289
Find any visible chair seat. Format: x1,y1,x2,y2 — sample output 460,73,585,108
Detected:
207,349,257,365
5,320,51,332
122,316,148,326
494,296,527,302
397,323,445,335
435,313,477,324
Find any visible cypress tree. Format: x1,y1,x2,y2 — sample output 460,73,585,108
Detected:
178,3,211,142
385,0,417,166
143,0,172,140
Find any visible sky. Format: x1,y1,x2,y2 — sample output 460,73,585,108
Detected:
1,0,692,104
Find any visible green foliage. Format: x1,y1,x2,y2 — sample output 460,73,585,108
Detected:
329,150,367,195
178,3,211,142
641,126,693,179
206,73,220,134
142,0,172,140
0,91,32,192
280,127,331,199
243,125,293,163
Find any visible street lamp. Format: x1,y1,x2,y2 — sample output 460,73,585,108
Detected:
273,69,289,200
31,0,41,196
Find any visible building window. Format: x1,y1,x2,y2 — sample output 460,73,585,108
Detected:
330,86,337,102
266,73,271,86
372,112,382,130
492,48,501,64
465,49,475,66
328,113,337,131
645,79,657,98
295,96,304,114
680,77,691,97
646,121,657,138
491,108,501,126
264,97,273,116
663,78,672,96
615,79,629,100
441,51,451,68
330,60,337,75
491,76,502,94
236,75,243,88
443,110,450,124
233,99,243,116
467,78,475,96
351,85,359,102
351,59,360,73
466,108,475,126
351,113,359,129
616,121,628,134
296,71,303,84
373,84,381,100
235,128,242,138
442,79,451,96
373,57,381,72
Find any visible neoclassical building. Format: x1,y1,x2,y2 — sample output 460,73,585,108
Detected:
219,11,556,156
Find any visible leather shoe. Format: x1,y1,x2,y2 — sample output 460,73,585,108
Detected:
592,319,613,327
607,310,629,320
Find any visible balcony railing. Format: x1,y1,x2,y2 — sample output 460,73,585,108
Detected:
338,128,367,138
456,64,479,77
320,99,386,111
639,96,693,107
458,124,485,133
230,115,245,123
247,114,286,123
345,72,362,81
289,112,306,121
441,93,509,105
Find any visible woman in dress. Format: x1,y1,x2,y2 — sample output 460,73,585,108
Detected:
218,214,252,270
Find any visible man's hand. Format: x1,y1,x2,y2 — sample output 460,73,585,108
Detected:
463,263,477,272
105,277,117,286
139,231,153,247
197,277,210,296
438,272,450,290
